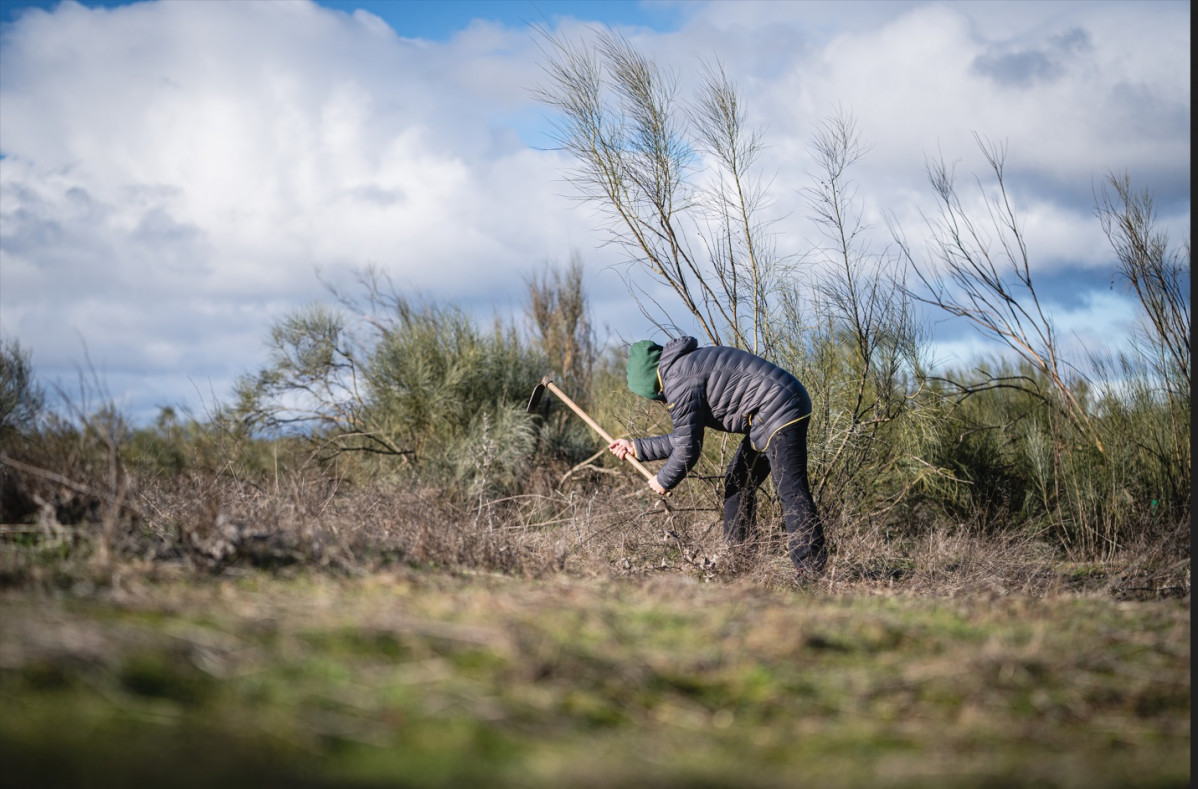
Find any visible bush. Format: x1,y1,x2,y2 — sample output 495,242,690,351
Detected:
0,337,43,446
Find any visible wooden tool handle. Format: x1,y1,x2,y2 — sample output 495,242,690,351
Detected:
544,380,658,484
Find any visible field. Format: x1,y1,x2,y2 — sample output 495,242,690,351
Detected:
1,548,1189,789
0,359,1190,788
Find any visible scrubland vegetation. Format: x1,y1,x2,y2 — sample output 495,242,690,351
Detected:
0,29,1188,789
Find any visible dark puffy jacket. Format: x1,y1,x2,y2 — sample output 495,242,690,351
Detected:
632,336,812,491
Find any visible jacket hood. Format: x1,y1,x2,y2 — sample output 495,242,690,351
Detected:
659,336,700,369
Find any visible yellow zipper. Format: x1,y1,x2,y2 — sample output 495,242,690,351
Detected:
752,413,812,452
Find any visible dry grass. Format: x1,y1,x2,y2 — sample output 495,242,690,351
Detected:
1,459,1187,601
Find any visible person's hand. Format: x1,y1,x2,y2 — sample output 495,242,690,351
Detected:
609,438,635,460
648,476,667,496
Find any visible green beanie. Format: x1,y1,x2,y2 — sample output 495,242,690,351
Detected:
626,340,664,401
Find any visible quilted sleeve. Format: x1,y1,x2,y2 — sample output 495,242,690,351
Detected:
651,383,707,491
633,433,675,462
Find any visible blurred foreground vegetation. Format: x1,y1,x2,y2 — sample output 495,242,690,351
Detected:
2,571,1190,789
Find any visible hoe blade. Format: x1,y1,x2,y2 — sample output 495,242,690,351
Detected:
525,379,549,414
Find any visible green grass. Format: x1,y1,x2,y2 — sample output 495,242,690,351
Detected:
1,569,1189,789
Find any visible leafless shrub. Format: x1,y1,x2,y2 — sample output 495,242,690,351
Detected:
894,134,1103,455
1093,172,1190,513
1096,172,1191,398
778,109,940,527
889,138,1190,556
534,27,779,351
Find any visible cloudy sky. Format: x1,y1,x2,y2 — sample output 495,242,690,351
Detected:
0,0,1190,424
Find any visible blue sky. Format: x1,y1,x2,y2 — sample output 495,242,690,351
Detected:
0,0,1190,423
319,1,686,37
1,0,686,34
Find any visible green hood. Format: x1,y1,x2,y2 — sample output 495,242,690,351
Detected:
626,340,664,401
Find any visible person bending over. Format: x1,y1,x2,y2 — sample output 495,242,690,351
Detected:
609,337,827,577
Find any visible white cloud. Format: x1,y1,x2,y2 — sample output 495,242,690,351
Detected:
0,0,616,419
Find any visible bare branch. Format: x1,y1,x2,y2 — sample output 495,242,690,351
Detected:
897,136,1105,454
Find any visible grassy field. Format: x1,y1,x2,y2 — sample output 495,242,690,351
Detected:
1,565,1189,789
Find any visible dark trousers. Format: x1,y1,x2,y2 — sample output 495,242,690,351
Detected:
723,419,826,572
